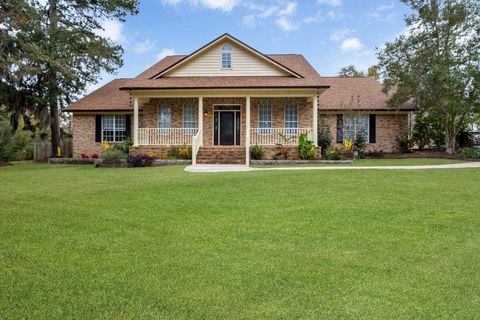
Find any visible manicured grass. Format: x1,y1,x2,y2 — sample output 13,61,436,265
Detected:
1,162,479,319
253,158,466,168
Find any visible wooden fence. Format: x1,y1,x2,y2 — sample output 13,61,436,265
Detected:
33,140,72,160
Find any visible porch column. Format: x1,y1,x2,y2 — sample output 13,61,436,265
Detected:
198,97,203,146
245,96,251,165
133,96,139,146
312,94,318,146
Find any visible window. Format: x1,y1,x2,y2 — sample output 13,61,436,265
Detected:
158,105,171,129
343,114,369,143
183,104,196,129
101,115,126,142
259,101,272,134
284,103,298,134
221,44,232,69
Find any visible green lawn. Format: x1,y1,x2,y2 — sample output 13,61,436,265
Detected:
1,162,479,319
253,158,466,168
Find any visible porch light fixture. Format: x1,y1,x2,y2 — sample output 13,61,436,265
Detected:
204,110,208,117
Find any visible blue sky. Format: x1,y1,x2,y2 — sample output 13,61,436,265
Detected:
91,0,411,92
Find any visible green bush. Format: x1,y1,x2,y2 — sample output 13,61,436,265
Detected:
250,145,265,160
457,148,480,159
0,117,12,161
298,133,315,160
4,130,33,161
317,125,332,156
127,154,155,167
101,149,127,164
168,146,192,160
323,147,342,160
113,137,133,155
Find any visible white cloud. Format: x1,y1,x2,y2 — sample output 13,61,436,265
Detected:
275,17,298,31
277,1,297,16
341,37,363,51
243,1,300,32
367,2,396,22
330,27,353,42
133,38,156,54
317,0,342,7
156,48,176,61
162,0,182,4
95,20,125,43
162,0,239,12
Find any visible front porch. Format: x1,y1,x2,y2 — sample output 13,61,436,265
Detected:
130,90,320,164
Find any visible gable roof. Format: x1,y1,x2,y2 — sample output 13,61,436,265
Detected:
120,54,327,90
318,77,414,111
149,33,302,79
65,79,131,112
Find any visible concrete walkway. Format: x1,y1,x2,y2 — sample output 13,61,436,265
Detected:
184,162,480,173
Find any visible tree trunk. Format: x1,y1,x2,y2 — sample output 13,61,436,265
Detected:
48,0,60,157
444,132,456,154
50,103,61,157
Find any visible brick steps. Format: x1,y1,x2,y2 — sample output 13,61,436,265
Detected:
196,147,246,164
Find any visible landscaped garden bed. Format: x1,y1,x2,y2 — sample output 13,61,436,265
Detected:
93,159,191,168
251,159,353,165
48,157,95,164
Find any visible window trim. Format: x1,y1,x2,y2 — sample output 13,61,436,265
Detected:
157,104,172,130
221,44,232,69
101,115,127,142
284,103,298,134
183,104,197,129
258,101,272,134
343,114,370,143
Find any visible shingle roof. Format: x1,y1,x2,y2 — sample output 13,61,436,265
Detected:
65,79,131,111
119,54,328,90
318,77,414,111
65,57,413,112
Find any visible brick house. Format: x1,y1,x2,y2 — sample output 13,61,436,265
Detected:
65,33,413,164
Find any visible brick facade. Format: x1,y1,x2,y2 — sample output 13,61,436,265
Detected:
71,99,408,158
71,114,134,157
318,113,408,153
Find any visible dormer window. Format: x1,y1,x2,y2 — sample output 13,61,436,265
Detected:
221,44,232,69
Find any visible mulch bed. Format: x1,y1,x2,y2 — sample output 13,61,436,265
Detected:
0,161,11,166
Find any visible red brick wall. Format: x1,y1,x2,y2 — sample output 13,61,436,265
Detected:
318,113,408,153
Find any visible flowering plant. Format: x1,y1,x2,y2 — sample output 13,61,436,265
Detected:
343,139,353,152
91,153,99,159
146,151,157,158
101,141,110,151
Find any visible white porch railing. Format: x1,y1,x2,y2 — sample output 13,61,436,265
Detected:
138,128,198,145
250,128,313,145
191,128,203,165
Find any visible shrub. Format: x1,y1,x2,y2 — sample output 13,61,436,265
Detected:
457,148,480,159
298,133,315,160
168,146,192,159
318,125,332,156
250,145,265,160
354,130,367,152
127,154,155,167
364,149,384,158
324,146,342,160
113,137,133,155
101,149,127,164
4,130,33,161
